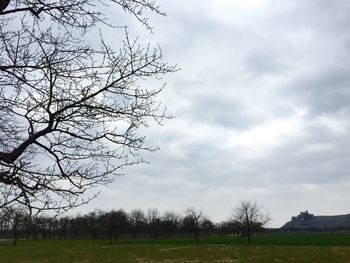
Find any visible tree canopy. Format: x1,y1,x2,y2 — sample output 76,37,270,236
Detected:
0,0,176,214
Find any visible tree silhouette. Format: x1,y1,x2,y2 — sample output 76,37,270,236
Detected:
232,201,271,244
183,207,204,243
0,0,176,214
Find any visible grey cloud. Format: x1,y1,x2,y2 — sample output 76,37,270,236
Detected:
188,92,262,129
269,0,350,35
244,50,290,77
71,0,350,228
252,118,350,184
288,67,350,115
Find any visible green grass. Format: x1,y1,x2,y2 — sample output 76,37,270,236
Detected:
109,232,350,246
1,233,350,262
251,232,350,246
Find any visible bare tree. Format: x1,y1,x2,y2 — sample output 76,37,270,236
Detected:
130,208,146,239
0,1,177,214
232,200,271,244
201,216,215,238
0,206,28,244
147,208,161,240
183,207,204,244
161,210,180,237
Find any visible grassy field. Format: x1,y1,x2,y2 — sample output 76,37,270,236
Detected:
1,233,350,262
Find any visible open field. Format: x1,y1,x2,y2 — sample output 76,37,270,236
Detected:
1,233,350,262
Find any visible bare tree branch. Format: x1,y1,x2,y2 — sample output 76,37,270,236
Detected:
0,0,177,214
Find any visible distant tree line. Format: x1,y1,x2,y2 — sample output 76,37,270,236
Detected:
0,203,269,245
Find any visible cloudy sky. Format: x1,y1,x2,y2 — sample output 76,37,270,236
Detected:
77,0,350,227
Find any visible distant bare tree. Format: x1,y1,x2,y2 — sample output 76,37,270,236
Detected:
161,210,180,236
0,206,28,244
0,0,176,214
147,208,161,239
201,216,215,238
130,208,146,238
232,201,271,244
112,209,128,240
183,207,204,243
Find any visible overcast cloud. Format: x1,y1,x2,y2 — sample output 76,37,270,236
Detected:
76,0,350,227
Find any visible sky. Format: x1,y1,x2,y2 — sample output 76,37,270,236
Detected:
75,0,350,227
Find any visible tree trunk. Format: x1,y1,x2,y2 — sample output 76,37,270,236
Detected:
247,223,251,244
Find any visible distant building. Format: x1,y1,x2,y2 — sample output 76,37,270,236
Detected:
282,211,350,230
291,210,314,221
